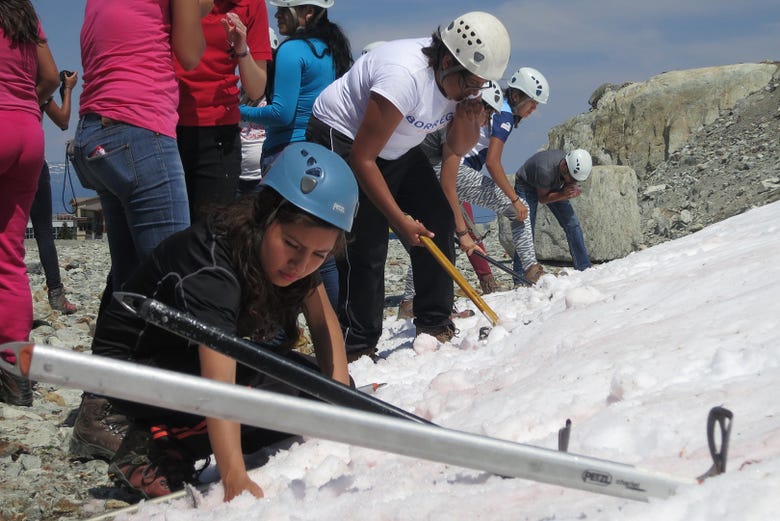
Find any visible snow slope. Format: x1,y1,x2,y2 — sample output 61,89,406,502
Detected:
120,201,780,521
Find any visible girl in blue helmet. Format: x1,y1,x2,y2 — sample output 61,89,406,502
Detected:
86,143,358,502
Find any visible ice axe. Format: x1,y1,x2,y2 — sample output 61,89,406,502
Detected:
418,235,499,326
469,248,534,287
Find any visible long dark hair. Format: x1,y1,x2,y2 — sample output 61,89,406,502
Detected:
0,0,45,46
209,189,346,348
266,7,353,99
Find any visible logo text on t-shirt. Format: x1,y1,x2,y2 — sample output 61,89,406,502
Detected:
405,112,454,132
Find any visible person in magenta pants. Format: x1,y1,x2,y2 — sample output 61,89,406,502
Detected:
0,0,59,406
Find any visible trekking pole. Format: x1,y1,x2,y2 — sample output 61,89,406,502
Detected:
418,235,499,326
469,248,534,287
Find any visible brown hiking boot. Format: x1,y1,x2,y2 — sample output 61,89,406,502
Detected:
108,423,196,499
48,286,77,314
69,394,129,460
346,346,378,363
415,323,457,343
0,368,33,407
478,274,499,294
397,299,414,320
524,263,545,284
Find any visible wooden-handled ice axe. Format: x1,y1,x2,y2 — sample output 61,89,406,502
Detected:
417,235,499,326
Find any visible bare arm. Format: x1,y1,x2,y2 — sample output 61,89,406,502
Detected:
439,143,482,255
538,184,581,204
198,344,264,502
35,42,59,106
484,137,527,220
303,284,349,386
43,71,77,130
350,92,432,246
171,0,206,70
222,12,267,101
444,98,482,157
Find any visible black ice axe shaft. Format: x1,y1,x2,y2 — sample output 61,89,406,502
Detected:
114,292,432,425
468,248,533,287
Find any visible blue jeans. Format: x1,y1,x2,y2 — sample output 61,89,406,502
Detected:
71,115,190,289
512,184,591,280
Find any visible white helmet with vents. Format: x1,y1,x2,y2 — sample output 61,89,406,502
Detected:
480,81,504,112
440,11,510,81
508,67,549,104
565,149,592,181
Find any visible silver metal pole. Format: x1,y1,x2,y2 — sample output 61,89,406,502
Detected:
2,343,695,501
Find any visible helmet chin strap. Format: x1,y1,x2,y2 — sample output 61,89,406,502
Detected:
290,6,326,33
435,61,467,97
287,7,300,31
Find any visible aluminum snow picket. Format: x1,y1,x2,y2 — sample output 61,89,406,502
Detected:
0,342,696,501
112,292,432,425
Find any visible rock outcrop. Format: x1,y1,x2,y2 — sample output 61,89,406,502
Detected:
499,61,780,265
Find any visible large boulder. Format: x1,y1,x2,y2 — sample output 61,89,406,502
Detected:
498,166,641,263
547,63,778,178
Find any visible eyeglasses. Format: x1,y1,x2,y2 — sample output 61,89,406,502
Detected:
458,71,490,93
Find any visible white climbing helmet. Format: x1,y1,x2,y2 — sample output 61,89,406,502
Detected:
361,41,386,55
507,67,549,104
480,80,504,112
440,11,511,81
565,149,592,181
269,27,279,50
269,0,334,7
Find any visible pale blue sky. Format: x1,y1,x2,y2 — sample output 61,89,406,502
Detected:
33,0,779,173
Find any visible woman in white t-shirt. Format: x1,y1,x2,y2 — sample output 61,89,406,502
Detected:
306,11,510,360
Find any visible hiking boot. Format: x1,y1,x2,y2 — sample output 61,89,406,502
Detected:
48,286,77,314
397,299,414,320
524,263,545,284
0,368,33,407
108,423,196,499
69,393,129,460
478,274,499,294
345,346,378,363
415,323,457,343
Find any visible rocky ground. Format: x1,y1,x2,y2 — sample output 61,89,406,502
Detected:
1,80,778,521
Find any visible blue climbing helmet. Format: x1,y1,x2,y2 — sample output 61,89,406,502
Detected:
260,143,358,232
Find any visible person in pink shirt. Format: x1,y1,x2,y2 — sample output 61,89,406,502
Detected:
0,0,59,407
68,0,209,462
175,0,272,219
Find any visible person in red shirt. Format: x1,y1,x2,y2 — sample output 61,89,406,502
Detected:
176,0,273,219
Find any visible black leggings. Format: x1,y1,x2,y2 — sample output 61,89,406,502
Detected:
29,162,63,291
306,116,456,351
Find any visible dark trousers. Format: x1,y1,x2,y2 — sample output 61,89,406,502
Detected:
306,117,455,351
177,124,241,221
29,161,62,290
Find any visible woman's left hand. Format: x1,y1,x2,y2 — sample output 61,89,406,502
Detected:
459,234,484,256
222,12,248,51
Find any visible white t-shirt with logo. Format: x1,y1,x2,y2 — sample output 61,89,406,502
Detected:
312,38,456,161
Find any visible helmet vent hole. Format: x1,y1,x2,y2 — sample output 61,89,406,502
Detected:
300,177,317,194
